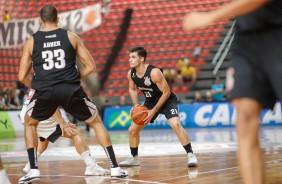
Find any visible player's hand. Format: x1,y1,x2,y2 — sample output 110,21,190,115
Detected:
60,122,77,137
183,12,215,32
143,109,156,125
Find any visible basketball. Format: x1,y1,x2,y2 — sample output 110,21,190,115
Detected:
131,105,148,125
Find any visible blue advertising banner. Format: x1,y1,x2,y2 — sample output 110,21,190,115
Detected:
103,102,282,130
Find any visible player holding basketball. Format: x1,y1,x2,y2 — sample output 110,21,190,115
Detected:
18,5,127,183
20,89,110,176
119,46,198,167
183,0,282,184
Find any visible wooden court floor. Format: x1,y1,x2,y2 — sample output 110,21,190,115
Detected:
2,127,282,184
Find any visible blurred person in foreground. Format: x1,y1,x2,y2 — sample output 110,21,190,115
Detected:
0,157,11,184
183,0,282,184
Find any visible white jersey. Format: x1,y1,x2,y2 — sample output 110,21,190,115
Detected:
20,89,70,139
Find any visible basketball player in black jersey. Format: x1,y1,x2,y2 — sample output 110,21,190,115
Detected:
18,5,127,183
119,47,198,167
183,0,282,184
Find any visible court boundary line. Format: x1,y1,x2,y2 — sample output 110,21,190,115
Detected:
158,158,282,182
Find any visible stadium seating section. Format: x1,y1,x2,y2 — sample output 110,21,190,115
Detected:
0,0,231,99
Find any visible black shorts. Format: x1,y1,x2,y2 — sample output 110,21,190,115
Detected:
230,27,282,109
144,99,179,123
27,83,98,121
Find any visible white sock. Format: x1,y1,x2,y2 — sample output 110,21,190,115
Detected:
81,150,96,166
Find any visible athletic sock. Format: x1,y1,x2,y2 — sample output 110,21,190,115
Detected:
104,146,119,168
27,148,38,169
81,150,96,166
183,143,193,154
130,147,138,157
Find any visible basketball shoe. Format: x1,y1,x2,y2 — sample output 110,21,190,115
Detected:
110,167,128,179
187,152,198,167
84,161,110,176
119,156,140,166
18,169,40,184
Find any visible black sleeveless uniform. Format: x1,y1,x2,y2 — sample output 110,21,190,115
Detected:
131,65,179,122
230,0,282,108
27,28,97,121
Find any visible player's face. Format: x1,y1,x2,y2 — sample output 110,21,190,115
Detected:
129,52,143,68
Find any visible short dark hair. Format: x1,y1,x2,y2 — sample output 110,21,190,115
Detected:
129,46,147,62
40,5,58,23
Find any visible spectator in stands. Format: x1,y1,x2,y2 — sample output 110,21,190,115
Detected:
163,68,175,86
180,61,197,87
176,58,187,73
204,90,215,103
0,93,8,110
193,91,203,103
8,88,21,110
17,81,27,106
174,70,184,84
4,10,10,22
191,42,202,62
117,95,131,106
211,76,225,101
2,87,10,109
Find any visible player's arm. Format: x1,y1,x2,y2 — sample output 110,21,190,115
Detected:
183,0,269,32
143,68,171,124
67,31,96,79
127,70,138,106
150,68,171,113
18,37,33,88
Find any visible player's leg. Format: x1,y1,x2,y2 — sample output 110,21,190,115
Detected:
233,98,264,184
0,157,11,184
19,88,58,183
19,115,42,183
64,127,110,175
168,117,190,145
86,114,128,178
19,114,41,184
167,116,198,167
119,123,145,166
63,85,128,178
23,138,48,173
230,41,271,184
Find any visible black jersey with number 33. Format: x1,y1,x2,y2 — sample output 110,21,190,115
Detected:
131,65,177,105
31,28,80,90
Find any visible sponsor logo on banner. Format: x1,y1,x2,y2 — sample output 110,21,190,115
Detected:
109,110,132,129
0,3,102,48
0,111,16,138
194,103,236,127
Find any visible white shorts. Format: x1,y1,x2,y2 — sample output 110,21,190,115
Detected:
21,104,70,141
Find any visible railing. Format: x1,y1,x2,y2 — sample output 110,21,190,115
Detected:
212,20,236,76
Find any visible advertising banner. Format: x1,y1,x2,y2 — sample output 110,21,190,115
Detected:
103,102,282,130
0,3,102,48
